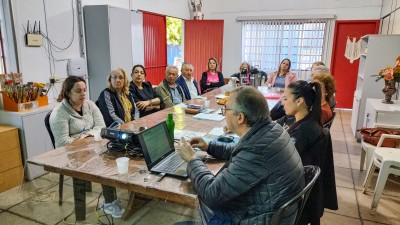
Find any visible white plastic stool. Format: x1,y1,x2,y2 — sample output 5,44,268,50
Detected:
362,147,400,214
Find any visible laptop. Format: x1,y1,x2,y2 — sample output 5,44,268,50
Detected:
137,121,188,178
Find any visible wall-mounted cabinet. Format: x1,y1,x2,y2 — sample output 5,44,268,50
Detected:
351,35,400,138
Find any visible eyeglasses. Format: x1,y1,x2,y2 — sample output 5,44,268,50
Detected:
111,75,124,80
220,106,232,116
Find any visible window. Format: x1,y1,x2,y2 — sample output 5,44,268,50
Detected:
242,18,333,76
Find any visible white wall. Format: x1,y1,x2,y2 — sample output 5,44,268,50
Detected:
202,0,383,77
8,0,190,102
381,0,400,34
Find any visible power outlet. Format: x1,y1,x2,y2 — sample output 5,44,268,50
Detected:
25,34,43,47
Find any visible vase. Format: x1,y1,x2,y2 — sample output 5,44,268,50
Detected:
382,80,397,104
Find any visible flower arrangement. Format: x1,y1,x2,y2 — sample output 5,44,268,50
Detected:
373,56,400,82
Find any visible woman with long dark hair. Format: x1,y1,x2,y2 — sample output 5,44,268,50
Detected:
264,58,297,88
129,65,164,117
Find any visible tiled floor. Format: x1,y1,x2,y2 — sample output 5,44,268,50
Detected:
1,109,400,225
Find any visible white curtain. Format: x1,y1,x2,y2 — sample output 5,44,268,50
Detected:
242,18,333,79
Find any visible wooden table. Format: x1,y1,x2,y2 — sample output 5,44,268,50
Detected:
27,85,234,221
27,84,279,221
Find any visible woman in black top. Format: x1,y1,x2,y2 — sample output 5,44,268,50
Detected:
200,57,224,93
129,65,164,117
278,80,323,154
97,68,139,127
278,80,328,225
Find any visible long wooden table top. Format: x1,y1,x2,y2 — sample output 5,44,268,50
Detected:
28,85,235,207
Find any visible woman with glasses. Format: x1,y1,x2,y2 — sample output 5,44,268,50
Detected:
97,68,139,127
129,65,164,117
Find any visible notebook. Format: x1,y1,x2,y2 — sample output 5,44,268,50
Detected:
137,121,188,178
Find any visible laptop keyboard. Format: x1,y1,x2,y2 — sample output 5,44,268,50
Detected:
154,153,184,172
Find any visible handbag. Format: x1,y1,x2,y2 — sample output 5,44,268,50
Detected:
358,127,400,148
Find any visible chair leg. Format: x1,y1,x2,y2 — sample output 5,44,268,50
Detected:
363,161,376,193
360,148,366,171
370,163,390,214
59,175,64,206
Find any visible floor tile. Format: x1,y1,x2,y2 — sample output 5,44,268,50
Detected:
325,186,359,218
321,212,361,225
0,178,56,209
333,152,350,169
347,141,361,155
0,211,43,225
349,153,362,170
332,140,347,153
356,190,400,224
8,185,100,224
334,167,354,189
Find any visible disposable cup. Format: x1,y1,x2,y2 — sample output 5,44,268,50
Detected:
204,100,210,108
93,129,102,142
116,157,129,174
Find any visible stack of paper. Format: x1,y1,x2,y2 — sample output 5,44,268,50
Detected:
193,113,225,121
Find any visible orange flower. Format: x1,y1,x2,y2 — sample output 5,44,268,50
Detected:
374,56,400,82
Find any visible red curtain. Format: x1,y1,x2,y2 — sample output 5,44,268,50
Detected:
143,12,167,85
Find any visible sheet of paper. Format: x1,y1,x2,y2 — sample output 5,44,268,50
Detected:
208,127,240,138
174,130,206,140
193,113,225,121
215,94,228,99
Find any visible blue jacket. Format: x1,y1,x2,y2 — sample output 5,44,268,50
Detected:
176,75,200,100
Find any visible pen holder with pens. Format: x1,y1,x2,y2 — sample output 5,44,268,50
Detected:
2,92,48,112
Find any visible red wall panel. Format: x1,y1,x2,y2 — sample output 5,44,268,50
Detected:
330,20,379,108
143,12,167,85
184,20,224,84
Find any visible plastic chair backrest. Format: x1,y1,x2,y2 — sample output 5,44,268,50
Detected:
269,165,321,225
44,110,55,149
323,111,336,129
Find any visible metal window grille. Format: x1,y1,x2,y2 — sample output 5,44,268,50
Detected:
242,19,333,78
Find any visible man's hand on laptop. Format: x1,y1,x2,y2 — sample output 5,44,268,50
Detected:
189,137,209,151
177,137,196,162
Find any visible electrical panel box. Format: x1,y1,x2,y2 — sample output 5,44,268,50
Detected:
25,34,43,47
67,58,87,77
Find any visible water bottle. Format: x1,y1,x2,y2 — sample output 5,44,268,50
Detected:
166,113,175,142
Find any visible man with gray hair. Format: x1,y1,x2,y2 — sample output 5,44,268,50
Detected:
176,86,304,224
176,63,200,100
156,65,186,108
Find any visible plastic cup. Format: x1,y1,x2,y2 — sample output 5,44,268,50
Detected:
116,157,129,174
93,129,102,142
204,100,210,108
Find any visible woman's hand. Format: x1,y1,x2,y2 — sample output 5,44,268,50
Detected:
177,137,196,162
189,137,209,151
136,100,151,110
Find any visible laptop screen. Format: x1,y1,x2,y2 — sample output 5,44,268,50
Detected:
138,121,174,168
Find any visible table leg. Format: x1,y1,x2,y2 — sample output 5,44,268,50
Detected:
73,178,87,221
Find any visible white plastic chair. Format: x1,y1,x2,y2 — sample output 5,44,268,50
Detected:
362,134,400,214
359,123,400,171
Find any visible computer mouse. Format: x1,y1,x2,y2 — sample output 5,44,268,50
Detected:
217,135,234,143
